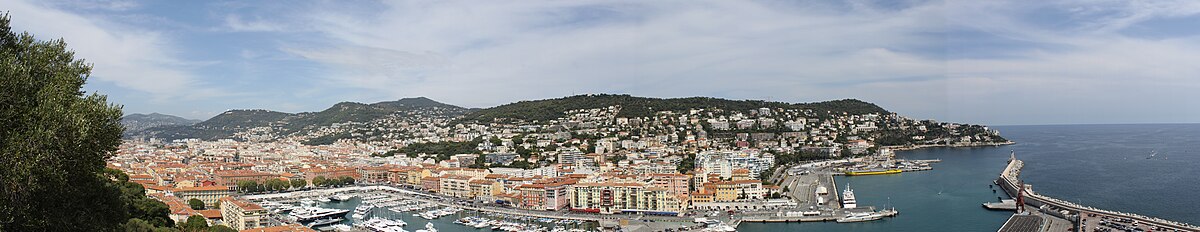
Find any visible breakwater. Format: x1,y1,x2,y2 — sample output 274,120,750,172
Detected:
997,154,1199,231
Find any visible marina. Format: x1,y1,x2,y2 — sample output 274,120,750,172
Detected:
248,187,603,232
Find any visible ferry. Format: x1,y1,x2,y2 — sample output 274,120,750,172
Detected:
844,169,902,176
842,185,857,209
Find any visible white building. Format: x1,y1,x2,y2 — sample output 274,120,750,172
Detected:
695,150,775,179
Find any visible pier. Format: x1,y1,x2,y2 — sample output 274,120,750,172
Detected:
995,153,1200,232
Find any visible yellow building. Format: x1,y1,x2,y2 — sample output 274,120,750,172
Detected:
712,180,764,202
469,179,502,202
731,169,751,181
219,197,268,231
175,186,233,208
439,175,472,198
569,181,685,215
406,168,431,185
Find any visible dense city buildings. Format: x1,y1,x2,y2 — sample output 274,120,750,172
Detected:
107,97,1009,228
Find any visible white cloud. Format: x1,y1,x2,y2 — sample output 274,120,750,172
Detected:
224,14,286,32
280,1,952,117
6,0,225,102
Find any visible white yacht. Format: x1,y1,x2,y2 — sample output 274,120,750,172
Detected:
842,184,857,209
331,194,354,202
837,211,885,223
415,222,438,232
290,207,350,224
351,204,374,220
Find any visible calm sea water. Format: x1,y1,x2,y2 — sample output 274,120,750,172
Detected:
738,124,1200,232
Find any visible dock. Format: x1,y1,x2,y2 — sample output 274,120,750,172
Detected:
983,199,1017,211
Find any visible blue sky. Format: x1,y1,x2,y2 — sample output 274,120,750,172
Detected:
6,0,1200,125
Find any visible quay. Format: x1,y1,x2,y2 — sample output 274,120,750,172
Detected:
995,152,1200,232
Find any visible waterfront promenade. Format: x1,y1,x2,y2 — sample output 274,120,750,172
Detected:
996,154,1199,232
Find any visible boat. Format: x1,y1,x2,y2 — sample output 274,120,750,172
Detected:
836,212,885,223
329,224,353,231
1147,150,1157,159
331,194,354,202
352,204,375,220
290,207,351,224
842,184,857,209
844,169,902,176
359,217,408,232
415,222,438,232
306,217,344,227
982,199,1017,210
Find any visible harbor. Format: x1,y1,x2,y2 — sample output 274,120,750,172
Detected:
995,151,1200,232
248,187,604,232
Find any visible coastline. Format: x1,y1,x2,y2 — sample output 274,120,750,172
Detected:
884,141,1016,151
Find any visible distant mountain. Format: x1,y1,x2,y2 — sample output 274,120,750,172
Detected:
372,97,464,109
280,98,468,134
120,113,201,136
462,94,889,122
135,97,468,141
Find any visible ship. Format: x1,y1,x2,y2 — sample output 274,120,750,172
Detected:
290,207,350,225
844,169,902,176
842,184,857,209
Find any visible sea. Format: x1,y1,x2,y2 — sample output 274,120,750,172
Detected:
738,123,1200,232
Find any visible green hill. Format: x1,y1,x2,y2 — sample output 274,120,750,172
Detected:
140,97,468,141
462,94,888,122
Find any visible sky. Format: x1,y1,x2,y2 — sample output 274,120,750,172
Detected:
5,0,1200,125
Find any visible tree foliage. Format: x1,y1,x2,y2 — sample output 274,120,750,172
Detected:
676,153,697,174
188,198,205,210
462,94,889,122
380,140,481,161
0,13,163,231
181,215,208,231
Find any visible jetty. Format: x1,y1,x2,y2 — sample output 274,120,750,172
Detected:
995,152,1199,232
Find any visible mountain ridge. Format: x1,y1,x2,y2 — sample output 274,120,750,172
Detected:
134,95,897,141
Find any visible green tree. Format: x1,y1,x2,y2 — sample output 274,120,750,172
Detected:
121,218,159,232
291,179,307,189
207,225,236,232
0,13,130,231
236,180,259,193
181,215,208,231
313,176,327,187
339,176,355,186
265,178,288,192
676,153,696,174
188,198,205,210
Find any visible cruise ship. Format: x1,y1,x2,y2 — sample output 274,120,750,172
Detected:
290,207,350,224
842,185,857,209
